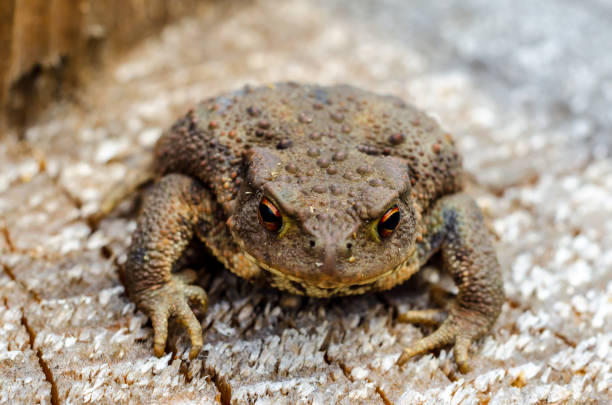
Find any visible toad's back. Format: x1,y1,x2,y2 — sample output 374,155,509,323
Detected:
154,83,463,214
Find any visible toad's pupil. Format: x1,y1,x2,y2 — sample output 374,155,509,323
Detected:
259,203,278,222
382,211,400,229
258,198,282,231
378,206,400,237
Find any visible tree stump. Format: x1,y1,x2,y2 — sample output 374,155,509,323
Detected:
1,1,610,403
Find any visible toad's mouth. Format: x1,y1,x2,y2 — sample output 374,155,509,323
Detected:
242,249,414,290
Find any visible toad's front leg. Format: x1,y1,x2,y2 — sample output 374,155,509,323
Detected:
123,174,212,359
398,193,504,373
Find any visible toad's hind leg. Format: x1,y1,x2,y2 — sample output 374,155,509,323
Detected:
397,193,504,373
122,174,213,359
90,161,155,227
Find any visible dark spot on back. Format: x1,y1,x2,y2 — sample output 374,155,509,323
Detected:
358,145,381,156
389,133,406,145
246,105,261,117
277,139,293,149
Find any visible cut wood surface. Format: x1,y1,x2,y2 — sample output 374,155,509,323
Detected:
0,0,204,128
1,1,611,404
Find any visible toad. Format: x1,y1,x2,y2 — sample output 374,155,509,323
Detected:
110,83,503,373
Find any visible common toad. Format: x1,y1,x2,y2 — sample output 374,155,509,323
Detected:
116,83,504,373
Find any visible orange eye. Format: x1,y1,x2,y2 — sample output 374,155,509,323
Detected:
258,197,283,232
377,205,400,238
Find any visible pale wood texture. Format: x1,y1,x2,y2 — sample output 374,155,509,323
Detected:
1,1,611,404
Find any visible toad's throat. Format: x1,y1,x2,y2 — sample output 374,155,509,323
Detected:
242,250,412,290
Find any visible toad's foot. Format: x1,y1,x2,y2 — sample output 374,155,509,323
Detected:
397,304,490,373
135,269,208,359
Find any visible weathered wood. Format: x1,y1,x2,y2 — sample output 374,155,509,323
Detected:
1,1,610,403
0,0,205,129
0,0,16,106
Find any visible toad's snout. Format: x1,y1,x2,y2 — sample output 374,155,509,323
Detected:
308,235,356,284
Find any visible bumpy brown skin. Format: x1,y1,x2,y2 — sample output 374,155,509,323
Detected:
122,83,504,372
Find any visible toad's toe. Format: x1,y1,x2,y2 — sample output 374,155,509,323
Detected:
135,271,208,359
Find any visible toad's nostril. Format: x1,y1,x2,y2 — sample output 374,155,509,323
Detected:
346,242,353,250
309,240,316,248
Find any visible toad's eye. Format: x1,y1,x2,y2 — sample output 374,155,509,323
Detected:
258,197,283,232
377,205,400,238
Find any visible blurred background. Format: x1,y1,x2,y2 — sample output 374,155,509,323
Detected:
2,0,611,156
1,1,610,403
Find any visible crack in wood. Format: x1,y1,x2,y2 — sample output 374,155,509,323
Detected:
21,313,59,405
552,330,577,348
205,365,232,405
2,260,41,302
2,226,56,402
1,225,16,252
